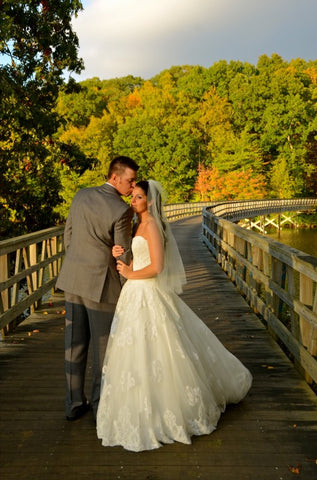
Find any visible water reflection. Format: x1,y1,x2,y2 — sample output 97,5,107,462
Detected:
267,228,317,257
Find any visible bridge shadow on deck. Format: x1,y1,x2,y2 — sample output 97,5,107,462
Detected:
0,216,316,480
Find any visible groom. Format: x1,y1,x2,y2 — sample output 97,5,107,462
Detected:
56,155,139,421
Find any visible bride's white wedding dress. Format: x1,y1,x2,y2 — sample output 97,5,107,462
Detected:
96,236,252,452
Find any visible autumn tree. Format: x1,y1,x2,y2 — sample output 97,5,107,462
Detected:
50,55,317,212
194,166,267,201
112,75,200,201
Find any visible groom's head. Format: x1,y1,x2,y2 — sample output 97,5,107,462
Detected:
107,156,139,196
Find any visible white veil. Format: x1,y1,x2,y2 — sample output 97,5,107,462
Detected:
147,180,187,294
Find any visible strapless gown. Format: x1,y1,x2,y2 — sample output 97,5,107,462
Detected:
96,236,252,451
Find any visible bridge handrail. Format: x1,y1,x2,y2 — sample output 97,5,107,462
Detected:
202,205,317,385
1,198,316,341
206,197,317,221
164,201,214,220
0,226,65,336
0,203,212,336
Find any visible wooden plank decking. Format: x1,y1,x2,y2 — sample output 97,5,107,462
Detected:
0,216,316,480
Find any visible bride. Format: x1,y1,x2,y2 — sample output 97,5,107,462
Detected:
96,180,252,452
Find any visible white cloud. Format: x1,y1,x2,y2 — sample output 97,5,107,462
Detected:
78,0,221,38
73,0,317,80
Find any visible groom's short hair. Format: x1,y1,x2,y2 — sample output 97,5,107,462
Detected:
107,156,139,178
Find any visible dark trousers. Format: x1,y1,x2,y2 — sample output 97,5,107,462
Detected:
64,293,114,418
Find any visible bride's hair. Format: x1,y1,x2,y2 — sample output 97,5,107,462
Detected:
135,180,149,195
136,180,167,243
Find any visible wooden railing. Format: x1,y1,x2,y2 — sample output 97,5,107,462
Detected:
202,205,317,385
1,198,316,344
164,202,213,221
209,197,317,221
0,226,64,337
0,203,211,336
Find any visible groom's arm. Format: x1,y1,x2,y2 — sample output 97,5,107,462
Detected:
114,207,134,281
63,207,73,252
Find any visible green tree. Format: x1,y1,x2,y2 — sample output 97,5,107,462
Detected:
48,54,317,208
0,0,83,237
269,155,295,198
53,162,107,220
112,77,200,201
207,60,252,99
260,63,316,195
227,55,317,194
56,75,144,130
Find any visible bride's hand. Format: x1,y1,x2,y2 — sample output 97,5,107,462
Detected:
112,245,125,258
116,260,132,278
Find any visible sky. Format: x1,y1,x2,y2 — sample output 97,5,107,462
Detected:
72,0,317,81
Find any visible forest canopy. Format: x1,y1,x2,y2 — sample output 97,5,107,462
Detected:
0,0,83,238
54,55,317,213
1,10,317,241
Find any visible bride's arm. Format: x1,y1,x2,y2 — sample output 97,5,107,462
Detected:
112,245,125,258
116,221,164,279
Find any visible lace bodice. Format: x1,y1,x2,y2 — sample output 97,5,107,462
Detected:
132,236,151,271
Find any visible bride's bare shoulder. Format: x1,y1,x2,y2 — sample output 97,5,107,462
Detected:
143,216,161,238
146,216,159,229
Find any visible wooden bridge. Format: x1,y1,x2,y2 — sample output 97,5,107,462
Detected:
0,214,317,480
204,197,317,235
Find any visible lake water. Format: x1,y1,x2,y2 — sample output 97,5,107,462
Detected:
267,228,317,257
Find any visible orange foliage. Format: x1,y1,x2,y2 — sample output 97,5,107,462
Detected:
125,91,142,109
194,166,267,201
194,165,223,201
305,67,317,84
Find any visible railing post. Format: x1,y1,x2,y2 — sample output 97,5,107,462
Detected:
287,266,300,339
269,257,286,342
22,244,37,313
299,273,316,359
12,249,21,301
299,273,314,346
0,253,10,338
51,236,58,277
235,236,247,284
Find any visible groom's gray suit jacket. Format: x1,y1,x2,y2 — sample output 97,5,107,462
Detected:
56,183,133,304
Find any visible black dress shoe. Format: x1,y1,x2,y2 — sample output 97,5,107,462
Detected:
66,401,91,421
